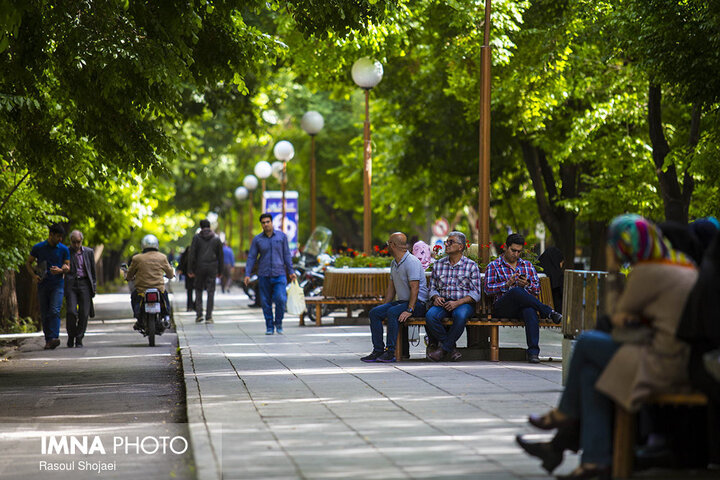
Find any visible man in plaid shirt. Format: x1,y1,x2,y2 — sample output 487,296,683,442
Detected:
484,233,562,363
426,231,482,362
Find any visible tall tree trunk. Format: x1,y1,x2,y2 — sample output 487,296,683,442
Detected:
520,140,578,269
647,84,695,223
588,221,608,271
16,268,40,329
0,270,19,329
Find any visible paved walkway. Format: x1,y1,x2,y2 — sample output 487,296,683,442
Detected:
177,290,573,480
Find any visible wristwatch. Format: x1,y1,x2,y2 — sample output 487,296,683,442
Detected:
406,307,414,313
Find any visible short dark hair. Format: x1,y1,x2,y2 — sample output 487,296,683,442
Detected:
49,224,65,236
199,219,211,229
259,213,272,222
505,233,525,248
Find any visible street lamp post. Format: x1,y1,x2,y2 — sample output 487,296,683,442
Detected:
273,140,295,232
234,186,248,256
254,160,272,201
243,175,258,244
301,111,324,233
478,1,492,266
352,57,383,254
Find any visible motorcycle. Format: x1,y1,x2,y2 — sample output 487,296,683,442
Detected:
294,227,334,322
122,263,171,346
137,288,171,347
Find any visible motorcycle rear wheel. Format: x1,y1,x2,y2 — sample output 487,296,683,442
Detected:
147,314,156,347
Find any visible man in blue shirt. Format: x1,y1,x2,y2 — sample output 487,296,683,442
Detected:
25,224,71,350
245,213,296,335
221,242,235,293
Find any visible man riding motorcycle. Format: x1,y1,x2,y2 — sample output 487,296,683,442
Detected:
124,235,175,329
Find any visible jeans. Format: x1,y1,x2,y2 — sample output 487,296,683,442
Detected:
425,303,475,352
259,275,287,331
38,284,63,341
558,330,620,465
195,269,217,319
492,286,553,356
66,278,92,341
369,301,427,353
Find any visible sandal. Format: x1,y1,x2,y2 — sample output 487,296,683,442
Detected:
555,463,610,479
529,409,576,430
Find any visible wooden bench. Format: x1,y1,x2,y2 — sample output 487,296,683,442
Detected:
612,391,709,478
395,276,560,361
298,268,390,326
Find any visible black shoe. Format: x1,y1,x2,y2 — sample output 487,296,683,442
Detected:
133,321,142,331
195,316,204,323
428,346,446,362
205,318,214,324
75,338,83,347
549,311,563,324
376,350,397,363
67,337,74,348
449,348,462,362
527,353,540,364
425,343,438,360
361,351,384,363
47,338,60,350
516,435,564,473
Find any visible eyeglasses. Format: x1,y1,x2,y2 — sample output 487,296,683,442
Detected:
444,239,461,245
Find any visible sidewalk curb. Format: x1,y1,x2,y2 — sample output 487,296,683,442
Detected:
177,318,222,480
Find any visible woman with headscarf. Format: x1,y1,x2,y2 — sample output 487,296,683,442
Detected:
516,214,697,479
538,246,564,314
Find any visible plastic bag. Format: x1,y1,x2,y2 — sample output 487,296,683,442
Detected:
408,325,420,345
286,280,306,315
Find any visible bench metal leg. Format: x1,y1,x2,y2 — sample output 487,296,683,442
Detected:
613,406,635,479
315,304,322,326
490,326,499,362
396,328,405,362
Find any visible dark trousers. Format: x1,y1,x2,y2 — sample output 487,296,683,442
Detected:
492,286,552,356
195,270,217,319
66,278,92,341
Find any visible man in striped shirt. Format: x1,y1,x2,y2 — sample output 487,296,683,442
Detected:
426,231,482,362
484,233,562,363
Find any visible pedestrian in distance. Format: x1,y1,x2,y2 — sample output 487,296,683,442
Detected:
188,219,224,324
64,230,97,348
25,224,70,350
361,232,429,363
221,242,235,293
484,233,563,363
425,231,482,362
245,213,296,335
177,245,195,311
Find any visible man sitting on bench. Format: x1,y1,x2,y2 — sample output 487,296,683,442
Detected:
361,232,428,363
484,233,562,363
426,231,482,362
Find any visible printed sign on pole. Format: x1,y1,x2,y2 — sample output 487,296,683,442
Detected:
262,191,299,255
432,218,450,237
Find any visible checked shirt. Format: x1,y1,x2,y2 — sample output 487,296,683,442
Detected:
428,256,482,302
484,256,540,300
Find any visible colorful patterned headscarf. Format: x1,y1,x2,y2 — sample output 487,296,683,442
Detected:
412,241,433,269
607,214,693,266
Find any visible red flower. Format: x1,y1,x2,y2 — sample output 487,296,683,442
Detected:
373,245,379,253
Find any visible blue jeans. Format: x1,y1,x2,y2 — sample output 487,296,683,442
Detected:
425,303,475,352
558,330,620,466
369,301,427,353
492,286,553,356
38,284,64,341
259,275,287,331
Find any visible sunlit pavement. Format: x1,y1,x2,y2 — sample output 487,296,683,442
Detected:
176,287,578,480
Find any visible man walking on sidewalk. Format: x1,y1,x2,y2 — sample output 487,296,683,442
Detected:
361,232,428,363
25,224,70,350
65,230,97,347
188,219,224,324
245,214,296,335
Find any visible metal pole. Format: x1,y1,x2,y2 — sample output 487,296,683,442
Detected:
261,179,266,200
310,135,316,233
281,161,287,233
478,0,492,266
363,89,372,255
238,203,244,259
227,208,232,248
248,190,254,245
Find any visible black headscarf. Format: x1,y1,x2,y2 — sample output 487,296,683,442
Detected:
538,246,564,289
658,221,703,265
